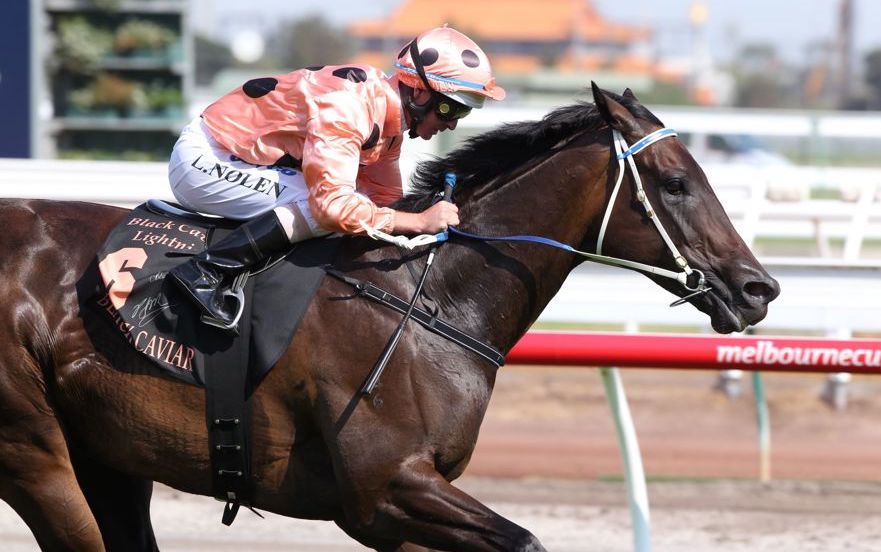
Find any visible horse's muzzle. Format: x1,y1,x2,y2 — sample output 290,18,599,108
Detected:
741,275,781,309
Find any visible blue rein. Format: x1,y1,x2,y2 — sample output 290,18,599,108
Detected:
447,227,577,253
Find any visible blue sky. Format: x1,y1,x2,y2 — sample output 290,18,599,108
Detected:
209,0,881,64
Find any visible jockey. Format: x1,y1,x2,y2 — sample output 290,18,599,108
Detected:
167,25,506,330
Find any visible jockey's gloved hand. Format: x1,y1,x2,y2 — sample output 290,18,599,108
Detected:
391,201,459,235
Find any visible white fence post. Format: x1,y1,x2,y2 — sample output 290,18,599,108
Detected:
600,367,651,552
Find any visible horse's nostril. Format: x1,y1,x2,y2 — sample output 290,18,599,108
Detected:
743,278,780,303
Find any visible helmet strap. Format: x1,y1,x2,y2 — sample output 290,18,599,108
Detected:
400,83,434,138
402,38,441,139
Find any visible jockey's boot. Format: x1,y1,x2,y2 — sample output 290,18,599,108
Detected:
170,210,289,331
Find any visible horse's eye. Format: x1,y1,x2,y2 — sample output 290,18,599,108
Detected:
664,178,685,196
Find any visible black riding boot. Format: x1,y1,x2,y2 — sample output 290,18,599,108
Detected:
170,211,289,330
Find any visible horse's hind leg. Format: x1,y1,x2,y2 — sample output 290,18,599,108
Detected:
339,460,546,552
0,357,104,550
70,450,159,551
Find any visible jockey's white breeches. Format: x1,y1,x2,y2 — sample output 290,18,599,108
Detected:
168,117,328,241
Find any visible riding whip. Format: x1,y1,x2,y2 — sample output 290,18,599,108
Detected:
361,173,456,395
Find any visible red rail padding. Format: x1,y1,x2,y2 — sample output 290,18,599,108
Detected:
506,331,881,374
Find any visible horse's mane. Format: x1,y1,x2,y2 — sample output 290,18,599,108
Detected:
396,94,662,212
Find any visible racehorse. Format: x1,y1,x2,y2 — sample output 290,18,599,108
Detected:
0,85,778,551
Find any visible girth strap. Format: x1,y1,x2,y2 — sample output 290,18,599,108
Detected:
204,276,255,526
326,269,505,367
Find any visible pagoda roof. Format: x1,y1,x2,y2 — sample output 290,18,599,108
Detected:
348,0,650,43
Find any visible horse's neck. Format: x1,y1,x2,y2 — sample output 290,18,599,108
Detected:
429,144,610,354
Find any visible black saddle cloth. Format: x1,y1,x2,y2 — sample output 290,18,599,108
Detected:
89,201,339,393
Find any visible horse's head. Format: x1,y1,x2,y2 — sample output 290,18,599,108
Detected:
404,86,779,336
587,83,779,333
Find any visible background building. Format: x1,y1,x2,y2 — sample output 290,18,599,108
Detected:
347,0,677,104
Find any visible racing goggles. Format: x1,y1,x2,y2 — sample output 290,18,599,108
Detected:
435,97,471,121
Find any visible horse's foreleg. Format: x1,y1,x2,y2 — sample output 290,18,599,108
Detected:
69,449,159,552
339,460,546,552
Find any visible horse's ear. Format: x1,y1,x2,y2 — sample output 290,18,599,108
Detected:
622,87,639,101
591,81,639,135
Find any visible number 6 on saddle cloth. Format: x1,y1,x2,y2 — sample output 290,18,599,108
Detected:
93,199,340,387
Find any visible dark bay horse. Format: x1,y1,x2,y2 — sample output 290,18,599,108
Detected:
0,85,778,551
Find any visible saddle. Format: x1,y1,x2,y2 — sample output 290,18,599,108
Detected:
90,200,340,523
92,200,338,389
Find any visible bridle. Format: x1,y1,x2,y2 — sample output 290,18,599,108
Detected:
593,127,710,306
449,126,710,307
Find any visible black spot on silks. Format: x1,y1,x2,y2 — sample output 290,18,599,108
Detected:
273,153,301,169
305,65,325,71
361,124,380,151
419,48,439,66
332,67,368,83
462,50,480,68
242,77,278,98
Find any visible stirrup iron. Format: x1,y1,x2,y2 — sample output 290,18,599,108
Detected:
201,273,248,331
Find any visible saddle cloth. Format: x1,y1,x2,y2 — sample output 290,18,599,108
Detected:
89,201,339,393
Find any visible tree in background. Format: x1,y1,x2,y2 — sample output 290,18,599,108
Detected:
640,82,692,106
800,39,839,109
194,35,234,86
865,48,881,110
730,43,794,108
194,15,355,88
266,15,355,70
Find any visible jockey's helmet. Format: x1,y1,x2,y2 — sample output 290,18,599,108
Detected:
395,25,505,113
